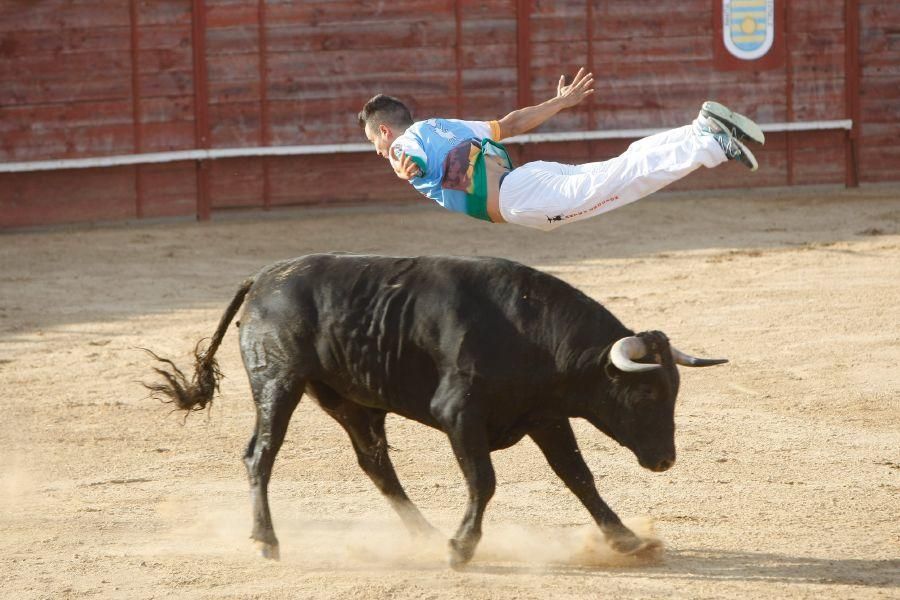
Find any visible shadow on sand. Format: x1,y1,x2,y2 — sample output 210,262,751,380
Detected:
465,547,899,588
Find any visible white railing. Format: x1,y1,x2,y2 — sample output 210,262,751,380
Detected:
0,120,852,174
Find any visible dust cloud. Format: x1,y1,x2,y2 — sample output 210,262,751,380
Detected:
155,497,661,570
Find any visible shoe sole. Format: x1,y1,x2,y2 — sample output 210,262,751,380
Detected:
702,101,765,145
732,135,759,171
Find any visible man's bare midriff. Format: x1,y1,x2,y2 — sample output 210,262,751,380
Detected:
483,154,508,223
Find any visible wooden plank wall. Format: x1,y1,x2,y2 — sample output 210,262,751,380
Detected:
859,1,900,181
0,1,897,229
514,0,851,190
136,1,200,218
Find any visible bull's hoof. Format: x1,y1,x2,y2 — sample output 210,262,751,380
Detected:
609,533,662,558
448,538,474,570
254,540,280,560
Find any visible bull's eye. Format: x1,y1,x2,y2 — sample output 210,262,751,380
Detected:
632,385,665,410
637,384,656,400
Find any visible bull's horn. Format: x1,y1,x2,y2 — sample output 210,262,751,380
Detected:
671,346,729,367
609,336,662,373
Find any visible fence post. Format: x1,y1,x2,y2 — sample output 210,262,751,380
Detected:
191,0,211,220
844,0,860,187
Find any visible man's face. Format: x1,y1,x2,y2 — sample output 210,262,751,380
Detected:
365,122,396,160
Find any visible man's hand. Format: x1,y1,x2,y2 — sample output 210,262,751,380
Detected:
496,66,594,139
391,150,422,180
555,67,594,108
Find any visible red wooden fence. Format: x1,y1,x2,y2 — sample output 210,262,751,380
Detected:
0,1,897,229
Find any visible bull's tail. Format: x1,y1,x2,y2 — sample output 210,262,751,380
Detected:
143,277,254,413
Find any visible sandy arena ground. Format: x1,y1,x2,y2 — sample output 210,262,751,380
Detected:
1,185,899,599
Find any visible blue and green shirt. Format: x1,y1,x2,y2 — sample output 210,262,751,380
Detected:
389,118,512,222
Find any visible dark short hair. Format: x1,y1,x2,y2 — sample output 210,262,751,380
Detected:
358,94,414,130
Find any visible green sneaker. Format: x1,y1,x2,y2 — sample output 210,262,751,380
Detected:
695,114,759,171
701,101,765,145
710,120,759,171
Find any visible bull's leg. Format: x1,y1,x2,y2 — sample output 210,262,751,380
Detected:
243,377,304,560
311,384,438,538
528,419,656,555
434,391,496,569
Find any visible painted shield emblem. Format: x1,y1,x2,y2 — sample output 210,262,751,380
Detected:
723,0,775,60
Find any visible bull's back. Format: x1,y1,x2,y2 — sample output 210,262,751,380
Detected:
238,254,626,416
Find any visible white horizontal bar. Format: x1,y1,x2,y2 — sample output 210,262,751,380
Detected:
503,127,667,144
0,144,373,173
208,143,372,159
503,119,853,144
0,120,852,173
0,149,206,172
759,119,852,132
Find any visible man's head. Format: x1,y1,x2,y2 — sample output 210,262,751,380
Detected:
358,94,414,159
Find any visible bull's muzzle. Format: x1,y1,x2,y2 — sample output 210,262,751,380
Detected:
639,455,676,472
650,457,675,472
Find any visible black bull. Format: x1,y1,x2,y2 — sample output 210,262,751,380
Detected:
145,254,726,567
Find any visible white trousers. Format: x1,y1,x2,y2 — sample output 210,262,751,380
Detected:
498,122,727,231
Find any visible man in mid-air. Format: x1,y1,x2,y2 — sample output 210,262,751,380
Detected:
358,68,765,231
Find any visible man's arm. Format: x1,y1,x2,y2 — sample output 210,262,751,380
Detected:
496,67,594,140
